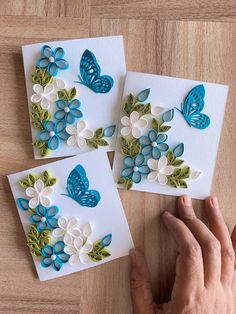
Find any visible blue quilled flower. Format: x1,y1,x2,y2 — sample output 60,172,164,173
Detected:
139,130,169,159
121,154,149,183
38,121,68,150
54,99,82,124
41,241,70,271
37,45,69,76
30,205,58,232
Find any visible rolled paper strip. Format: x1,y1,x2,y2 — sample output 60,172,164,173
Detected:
104,125,116,137
173,143,184,157
101,233,112,247
17,198,30,211
162,109,174,122
137,88,150,102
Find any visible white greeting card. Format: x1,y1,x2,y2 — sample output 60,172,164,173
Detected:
8,150,134,281
113,72,228,199
22,36,126,159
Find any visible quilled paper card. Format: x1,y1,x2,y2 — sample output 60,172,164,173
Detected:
113,72,228,199
8,150,134,281
22,36,126,159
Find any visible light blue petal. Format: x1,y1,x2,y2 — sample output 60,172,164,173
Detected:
104,125,116,137
47,217,58,229
46,206,59,218
17,198,29,211
55,99,67,110
162,109,174,122
54,47,64,59
57,131,69,141
137,88,150,102
139,165,150,175
135,154,144,166
121,167,133,177
41,258,52,268
158,143,169,152
57,253,70,263
41,45,53,58
156,133,168,144
42,245,53,257
55,59,69,70
141,145,152,156
132,171,141,183
69,99,80,109
38,221,47,232
124,157,135,167
55,121,66,133
173,143,184,157
37,57,49,68
101,234,112,247
47,62,58,76
148,130,157,142
44,120,55,132
139,136,150,146
151,147,161,159
30,214,41,223
38,130,50,141
52,259,62,271
48,136,59,150
54,110,66,121
70,109,82,119
36,205,47,216
53,241,65,254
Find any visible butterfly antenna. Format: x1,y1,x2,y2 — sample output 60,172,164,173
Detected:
174,106,182,113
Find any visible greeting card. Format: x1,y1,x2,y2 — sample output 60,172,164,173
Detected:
113,72,228,199
22,36,126,159
8,150,134,281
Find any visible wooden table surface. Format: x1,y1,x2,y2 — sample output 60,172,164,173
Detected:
0,1,235,313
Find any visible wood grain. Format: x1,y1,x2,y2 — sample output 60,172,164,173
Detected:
0,1,235,313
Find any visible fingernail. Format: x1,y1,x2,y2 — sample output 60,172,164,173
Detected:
183,195,192,206
130,249,137,266
211,196,219,208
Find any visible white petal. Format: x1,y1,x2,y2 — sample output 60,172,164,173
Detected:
151,106,165,116
69,253,80,265
83,223,92,238
130,111,139,124
121,116,130,127
40,195,52,207
69,228,81,238
29,196,39,209
52,228,65,238
132,127,142,139
147,171,158,182
25,187,37,197
58,216,68,230
67,135,77,146
190,170,202,180
64,245,77,256
134,118,148,129
76,120,86,133
67,217,78,230
160,166,173,176
158,156,168,171
42,186,54,196
55,78,66,89
66,125,77,135
147,158,158,171
33,84,43,94
44,83,54,95
46,93,57,102
77,136,86,148
41,97,50,110
120,126,131,137
157,173,168,185
34,179,44,193
79,253,90,264
74,237,83,251
31,93,42,104
64,232,73,245
81,242,93,253
80,129,94,139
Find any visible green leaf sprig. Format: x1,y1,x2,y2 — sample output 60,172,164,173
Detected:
27,225,51,257
32,66,53,87
117,176,133,190
120,137,141,158
19,171,57,188
57,87,76,102
86,128,109,149
31,103,50,130
152,118,171,133
166,151,190,188
88,239,111,262
123,93,151,117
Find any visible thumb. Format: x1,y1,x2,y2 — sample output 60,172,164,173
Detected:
130,249,156,314
231,225,236,289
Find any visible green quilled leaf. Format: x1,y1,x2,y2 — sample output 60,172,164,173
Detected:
120,137,141,158
27,225,51,257
32,66,53,87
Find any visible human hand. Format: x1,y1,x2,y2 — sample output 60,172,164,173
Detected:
130,195,236,314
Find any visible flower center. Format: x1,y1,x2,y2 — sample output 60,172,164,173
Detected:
152,141,157,147
51,254,57,261
64,107,70,113
49,131,55,137
41,216,46,222
133,166,139,172
49,56,55,63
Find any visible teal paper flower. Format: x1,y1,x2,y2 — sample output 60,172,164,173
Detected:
54,99,82,124
41,241,70,271
121,154,149,183
37,45,69,76
139,130,169,159
38,121,68,150
30,205,58,232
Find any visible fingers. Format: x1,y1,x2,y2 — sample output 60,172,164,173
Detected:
162,211,204,291
231,226,236,289
178,195,221,286
205,196,235,286
129,249,156,314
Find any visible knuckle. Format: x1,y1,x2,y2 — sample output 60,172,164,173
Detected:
221,247,235,262
184,242,202,260
205,238,221,254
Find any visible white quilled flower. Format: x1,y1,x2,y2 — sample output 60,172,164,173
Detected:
53,78,66,90
64,223,93,265
52,217,82,245
66,120,94,148
120,111,148,139
147,156,173,185
25,179,54,208
31,83,57,110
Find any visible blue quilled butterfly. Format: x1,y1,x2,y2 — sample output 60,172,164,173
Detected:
175,84,210,129
75,49,114,94
62,164,101,207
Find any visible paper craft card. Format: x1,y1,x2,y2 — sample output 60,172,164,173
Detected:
113,72,228,199
8,150,134,281
22,36,126,159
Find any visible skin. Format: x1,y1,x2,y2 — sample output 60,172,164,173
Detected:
130,195,236,314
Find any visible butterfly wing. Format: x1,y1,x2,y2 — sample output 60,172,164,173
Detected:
188,113,210,129
67,165,89,200
90,75,114,93
182,85,205,116
78,190,101,207
79,49,101,86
